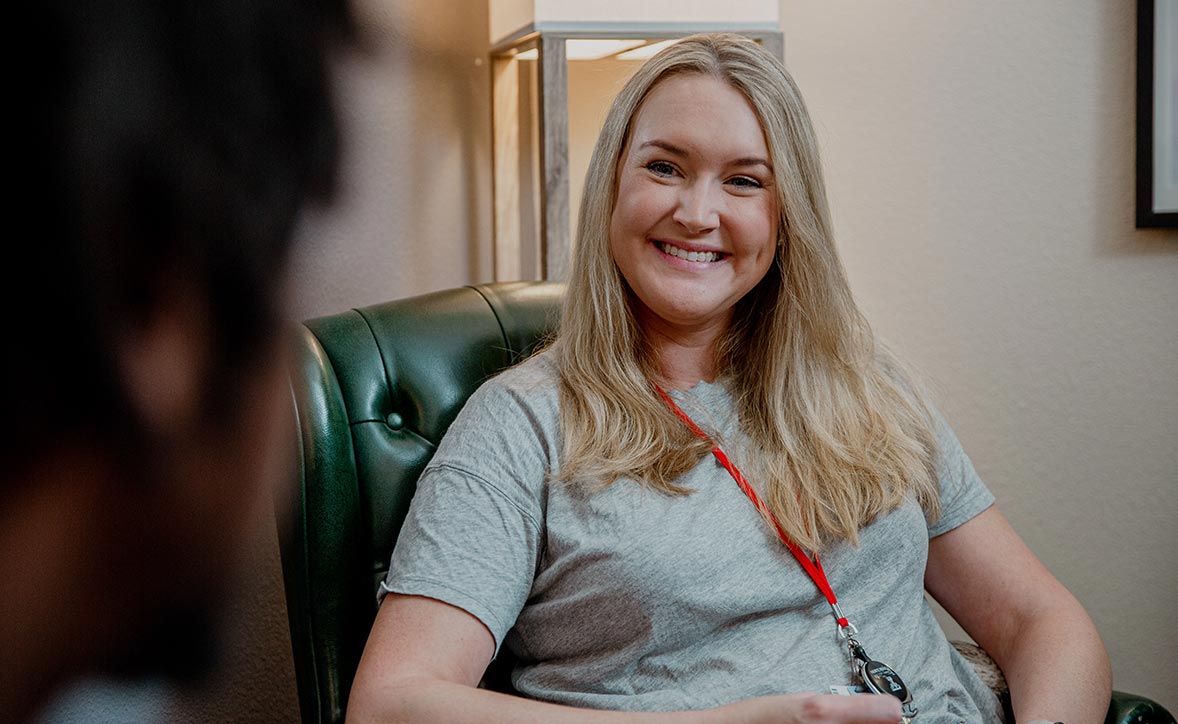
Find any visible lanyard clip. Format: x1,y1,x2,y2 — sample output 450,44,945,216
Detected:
831,602,870,667
831,602,859,641
838,621,860,645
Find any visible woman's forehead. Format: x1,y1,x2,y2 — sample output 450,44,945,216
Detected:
626,74,769,162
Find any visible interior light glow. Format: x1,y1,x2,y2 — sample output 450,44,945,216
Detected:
564,38,646,60
615,38,681,61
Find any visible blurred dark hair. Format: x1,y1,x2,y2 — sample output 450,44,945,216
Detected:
5,0,351,473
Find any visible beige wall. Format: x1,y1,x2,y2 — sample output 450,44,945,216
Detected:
780,0,1177,707
81,2,1170,722
289,0,494,321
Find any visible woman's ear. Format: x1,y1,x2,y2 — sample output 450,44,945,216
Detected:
114,280,212,438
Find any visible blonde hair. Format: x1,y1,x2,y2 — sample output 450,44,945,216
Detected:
552,33,939,551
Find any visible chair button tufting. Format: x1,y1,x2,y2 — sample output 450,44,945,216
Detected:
385,412,404,430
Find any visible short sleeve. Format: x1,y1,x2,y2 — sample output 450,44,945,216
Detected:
378,372,555,655
926,409,995,538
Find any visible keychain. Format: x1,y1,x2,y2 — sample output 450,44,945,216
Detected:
841,619,918,723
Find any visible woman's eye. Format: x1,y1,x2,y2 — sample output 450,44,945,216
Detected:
645,161,677,177
727,175,764,189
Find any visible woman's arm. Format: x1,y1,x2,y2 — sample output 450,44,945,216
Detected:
346,593,905,724
925,506,1111,724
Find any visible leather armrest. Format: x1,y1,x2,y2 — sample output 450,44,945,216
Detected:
1106,690,1175,724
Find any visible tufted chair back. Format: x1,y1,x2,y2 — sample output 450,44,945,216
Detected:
280,281,564,724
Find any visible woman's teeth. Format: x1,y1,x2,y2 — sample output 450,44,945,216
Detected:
660,242,720,263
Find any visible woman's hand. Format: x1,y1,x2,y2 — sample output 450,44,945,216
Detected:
712,692,903,724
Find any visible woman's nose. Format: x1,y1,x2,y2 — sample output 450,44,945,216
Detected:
672,182,720,235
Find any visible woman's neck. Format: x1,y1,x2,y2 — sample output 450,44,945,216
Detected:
658,351,715,389
640,318,728,390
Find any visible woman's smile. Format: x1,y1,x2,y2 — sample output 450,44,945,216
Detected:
654,240,728,265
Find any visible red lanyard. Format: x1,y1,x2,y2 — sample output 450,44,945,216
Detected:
658,386,919,719
655,385,852,631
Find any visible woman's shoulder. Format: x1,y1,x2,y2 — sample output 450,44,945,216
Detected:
455,346,562,436
474,346,561,409
491,345,560,390
428,347,563,484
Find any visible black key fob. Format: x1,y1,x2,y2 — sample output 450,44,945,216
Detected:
859,659,918,720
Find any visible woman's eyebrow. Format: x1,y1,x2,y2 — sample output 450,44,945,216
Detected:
638,139,689,156
730,157,772,170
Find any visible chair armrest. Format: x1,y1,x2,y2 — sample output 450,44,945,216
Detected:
1105,690,1175,724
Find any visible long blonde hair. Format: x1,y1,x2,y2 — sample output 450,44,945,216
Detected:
552,33,939,551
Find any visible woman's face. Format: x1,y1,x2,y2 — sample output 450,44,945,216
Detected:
609,73,779,339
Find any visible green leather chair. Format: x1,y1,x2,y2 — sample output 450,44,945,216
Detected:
280,281,1174,724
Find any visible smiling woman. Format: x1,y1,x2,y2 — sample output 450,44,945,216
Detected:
345,33,1112,724
609,74,779,362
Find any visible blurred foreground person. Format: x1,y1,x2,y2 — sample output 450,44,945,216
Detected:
2,0,351,721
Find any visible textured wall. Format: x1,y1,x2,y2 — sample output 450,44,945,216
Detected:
780,0,1178,708
288,0,494,322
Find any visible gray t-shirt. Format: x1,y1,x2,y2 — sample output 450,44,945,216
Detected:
381,349,1003,723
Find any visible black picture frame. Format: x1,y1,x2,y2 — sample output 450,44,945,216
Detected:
1136,0,1178,228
